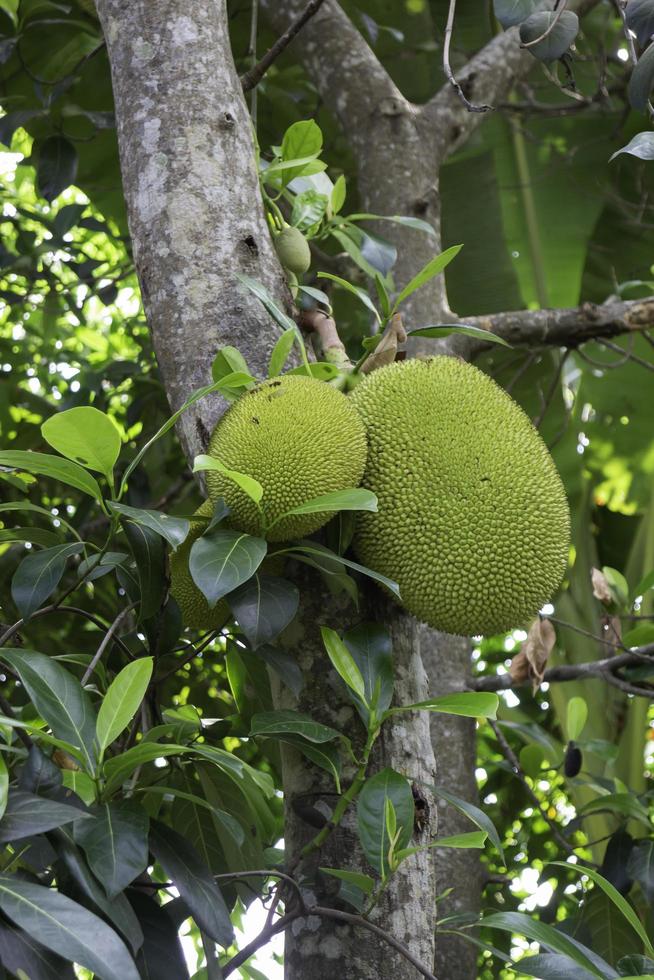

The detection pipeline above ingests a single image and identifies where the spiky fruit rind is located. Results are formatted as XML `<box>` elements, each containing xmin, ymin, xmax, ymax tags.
<box><xmin>206</xmin><ymin>376</ymin><xmax>367</xmax><ymax>542</ymax></box>
<box><xmin>274</xmin><ymin>227</ymin><xmax>311</xmax><ymax>275</ymax></box>
<box><xmin>170</xmin><ymin>500</ymin><xmax>229</xmax><ymax>630</ymax></box>
<box><xmin>350</xmin><ymin>357</ymin><xmax>570</xmax><ymax>636</ymax></box>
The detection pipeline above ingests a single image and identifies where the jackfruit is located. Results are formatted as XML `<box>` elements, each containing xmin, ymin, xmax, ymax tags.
<box><xmin>170</xmin><ymin>500</ymin><xmax>229</xmax><ymax>630</ymax></box>
<box><xmin>274</xmin><ymin>227</ymin><xmax>311</xmax><ymax>276</ymax></box>
<box><xmin>350</xmin><ymin>357</ymin><xmax>570</xmax><ymax>635</ymax></box>
<box><xmin>206</xmin><ymin>375</ymin><xmax>367</xmax><ymax>542</ymax></box>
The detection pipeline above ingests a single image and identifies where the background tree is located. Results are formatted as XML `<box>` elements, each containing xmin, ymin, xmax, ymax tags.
<box><xmin>1</xmin><ymin>1</ymin><xmax>654</xmax><ymax>979</ymax></box>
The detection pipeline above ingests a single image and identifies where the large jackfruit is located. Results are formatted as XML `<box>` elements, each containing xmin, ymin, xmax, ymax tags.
<box><xmin>170</xmin><ymin>500</ymin><xmax>229</xmax><ymax>630</ymax></box>
<box><xmin>206</xmin><ymin>375</ymin><xmax>367</xmax><ymax>542</ymax></box>
<box><xmin>350</xmin><ymin>357</ymin><xmax>570</xmax><ymax>636</ymax></box>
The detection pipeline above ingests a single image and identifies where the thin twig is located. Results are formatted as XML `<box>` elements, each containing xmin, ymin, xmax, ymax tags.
<box><xmin>0</xmin><ymin>604</ymin><xmax>135</xmax><ymax>661</ymax></box>
<box><xmin>595</xmin><ymin>336</ymin><xmax>654</xmax><ymax>372</ymax></box>
<box><xmin>532</xmin><ymin>349</ymin><xmax>570</xmax><ymax>428</ymax></box>
<box><xmin>81</xmin><ymin>602</ymin><xmax>136</xmax><ymax>686</ymax></box>
<box><xmin>240</xmin><ymin>0</ymin><xmax>328</xmax><ymax>93</ymax></box>
<box><xmin>443</xmin><ymin>0</ymin><xmax>493</xmax><ymax>113</ymax></box>
<box><xmin>222</xmin><ymin>912</ymin><xmax>300</xmax><ymax>977</ymax></box>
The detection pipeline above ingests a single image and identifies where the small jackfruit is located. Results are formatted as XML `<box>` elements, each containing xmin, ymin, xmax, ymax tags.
<box><xmin>170</xmin><ymin>500</ymin><xmax>229</xmax><ymax>630</ymax></box>
<box><xmin>350</xmin><ymin>357</ymin><xmax>570</xmax><ymax>636</ymax></box>
<box><xmin>274</xmin><ymin>227</ymin><xmax>311</xmax><ymax>276</ymax></box>
<box><xmin>206</xmin><ymin>375</ymin><xmax>367</xmax><ymax>542</ymax></box>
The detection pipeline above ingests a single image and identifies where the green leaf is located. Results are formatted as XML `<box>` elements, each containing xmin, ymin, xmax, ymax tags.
<box><xmin>482</xmin><ymin>911</ymin><xmax>610</xmax><ymax>978</ymax></box>
<box><xmin>622</xmin><ymin>623</ymin><xmax>654</xmax><ymax>648</ymax></box>
<box><xmin>41</xmin><ymin>407</ymin><xmax>121</xmax><ymax>481</ymax></box>
<box><xmin>550</xmin><ymin>862</ymin><xmax>654</xmax><ymax>959</ymax></box>
<box><xmin>36</xmin><ymin>135</ymin><xmax>78</xmax><ymax>201</ymax></box>
<box><xmin>493</xmin><ymin>0</ymin><xmax>545</xmax><ymax>28</ymax></box>
<box><xmin>193</xmin><ymin>455</ymin><xmax>263</xmax><ymax>505</ymax></box>
<box><xmin>75</xmin><ymin>801</ymin><xmax>149</xmax><ymax>899</ymax></box>
<box><xmin>122</xmin><ymin>521</ymin><xmax>166</xmax><ymax>621</ymax></box>
<box><xmin>0</xmin><ymin>875</ymin><xmax>139</xmax><ymax>980</ymax></box>
<box><xmin>227</xmin><ymin>574</ymin><xmax>299</xmax><ymax>649</ymax></box>
<box><xmin>514</xmin><ymin>954</ymin><xmax>599</xmax><ymax>980</ymax></box>
<box><xmin>346</xmin><ymin>213</ymin><xmax>437</xmax><ymax>237</ymax></box>
<box><xmin>629</xmin><ymin>42</ymin><xmax>654</xmax><ymax>112</ymax></box>
<box><xmin>618</xmin><ymin>955</ymin><xmax>654</xmax><ymax>978</ymax></box>
<box><xmin>281</xmin><ymin>119</ymin><xmax>323</xmax><ymax>162</ymax></box>
<box><xmin>274</xmin><ymin>487</ymin><xmax>378</xmax><ymax>521</ymax></box>
<box><xmin>291</xmin><ymin>189</ymin><xmax>328</xmax><ymax>230</ymax></box>
<box><xmin>255</xmin><ymin>644</ymin><xmax>303</xmax><ymax>698</ymax></box>
<box><xmin>434</xmin><ymin>830</ymin><xmax>487</xmax><ymax>848</ymax></box>
<box><xmin>0</xmin><ymin>526</ymin><xmax>62</xmax><ymax>547</ymax></box>
<box><xmin>406</xmin><ymin>323</ymin><xmax>511</xmax><ymax>347</ymax></box>
<box><xmin>634</xmin><ymin>569</ymin><xmax>654</xmax><ymax>599</ymax></box>
<box><xmin>519</xmin><ymin>10</ymin><xmax>579</xmax><ymax>61</ymax></box>
<box><xmin>344</xmin><ymin>623</ymin><xmax>394</xmax><ymax>721</ymax></box>
<box><xmin>0</xmin><ymin>648</ymin><xmax>96</xmax><ymax>774</ymax></box>
<box><xmin>0</xmin><ymin>755</ymin><xmax>6</xmax><ymax>822</ymax></box>
<box><xmin>357</xmin><ymin>768</ymin><xmax>414</xmax><ymax>877</ymax></box>
<box><xmin>320</xmin><ymin>867</ymin><xmax>374</xmax><ymax>894</ymax></box>
<box><xmin>520</xmin><ymin>743</ymin><xmax>545</xmax><ymax>778</ymax></box>
<box><xmin>286</xmin><ymin>542</ymin><xmax>400</xmax><ymax>597</ymax></box>
<box><xmin>211</xmin><ymin>345</ymin><xmax>250</xmax><ymax>385</ymax></box>
<box><xmin>235</xmin><ymin>274</ymin><xmax>298</xmax><ymax>332</ymax></box>
<box><xmin>392</xmin><ymin>244</ymin><xmax>462</xmax><ymax>312</ymax></box>
<box><xmin>317</xmin><ymin>271</ymin><xmax>381</xmax><ymax>321</ymax></box>
<box><xmin>107</xmin><ymin>502</ymin><xmax>190</xmax><ymax>551</ymax></box>
<box><xmin>320</xmin><ymin>626</ymin><xmax>367</xmax><ymax>702</ymax></box>
<box><xmin>149</xmin><ymin>821</ymin><xmax>234</xmax><ymax>947</ymax></box>
<box><xmin>578</xmin><ymin>793</ymin><xmax>652</xmax><ymax>827</ymax></box>
<box><xmin>0</xmin><ymin>790</ymin><xmax>89</xmax><ymax>842</ymax></box>
<box><xmin>627</xmin><ymin>839</ymin><xmax>654</xmax><ymax>902</ymax></box>
<box><xmin>268</xmin><ymin>327</ymin><xmax>297</xmax><ymax>378</ymax></box>
<box><xmin>250</xmin><ymin>710</ymin><xmax>342</xmax><ymax>743</ymax></box>
<box><xmin>0</xmin><ymin>917</ymin><xmax>75</xmax><ymax>980</ymax></box>
<box><xmin>603</xmin><ymin>566</ymin><xmax>630</xmax><ymax>607</ymax></box>
<box><xmin>190</xmin><ymin>529</ymin><xmax>267</xmax><ymax>606</ymax></box>
<box><xmin>96</xmin><ymin>658</ymin><xmax>153</xmax><ymax>758</ymax></box>
<box><xmin>277</xmin><ymin>735</ymin><xmax>342</xmax><ymax>791</ymax></box>
<box><xmin>102</xmin><ymin>744</ymin><xmax>187</xmax><ymax>796</ymax></box>
<box><xmin>11</xmin><ymin>542</ymin><xmax>84</xmax><ymax>620</ymax></box>
<box><xmin>389</xmin><ymin>692</ymin><xmax>498</xmax><ymax>719</ymax></box>
<box><xmin>330</xmin><ymin>174</ymin><xmax>346</xmax><ymax>214</ymax></box>
<box><xmin>566</xmin><ymin>696</ymin><xmax>588</xmax><ymax>740</ymax></box>
<box><xmin>626</xmin><ymin>0</ymin><xmax>654</xmax><ymax>46</ymax></box>
<box><xmin>0</xmin><ymin>450</ymin><xmax>103</xmax><ymax>499</ymax></box>
<box><xmin>430</xmin><ymin>784</ymin><xmax>504</xmax><ymax>861</ymax></box>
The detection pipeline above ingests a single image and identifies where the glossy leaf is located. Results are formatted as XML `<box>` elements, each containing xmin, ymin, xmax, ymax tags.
<box><xmin>610</xmin><ymin>132</ymin><xmax>654</xmax><ymax>164</ymax></box>
<box><xmin>255</xmin><ymin>644</ymin><xmax>303</xmax><ymax>697</ymax></box>
<box><xmin>122</xmin><ymin>520</ymin><xmax>166</xmax><ymax>621</ymax></box>
<box><xmin>193</xmin><ymin>455</ymin><xmax>263</xmax><ymax>505</ymax></box>
<box><xmin>0</xmin><ymin>918</ymin><xmax>75</xmax><ymax>980</ymax></box>
<box><xmin>626</xmin><ymin>0</ymin><xmax>654</xmax><ymax>46</ymax></box>
<box><xmin>36</xmin><ymin>136</ymin><xmax>78</xmax><ymax>202</ymax></box>
<box><xmin>287</xmin><ymin>542</ymin><xmax>400</xmax><ymax>597</ymax></box>
<box><xmin>268</xmin><ymin>327</ymin><xmax>297</xmax><ymax>377</ymax></box>
<box><xmin>107</xmin><ymin>502</ymin><xmax>190</xmax><ymax>551</ymax></box>
<box><xmin>406</xmin><ymin>323</ymin><xmax>511</xmax><ymax>347</ymax></box>
<box><xmin>629</xmin><ymin>42</ymin><xmax>654</xmax><ymax>112</ymax></box>
<box><xmin>320</xmin><ymin>867</ymin><xmax>374</xmax><ymax>894</ymax></box>
<box><xmin>250</xmin><ymin>710</ymin><xmax>341</xmax><ymax>743</ymax></box>
<box><xmin>357</xmin><ymin>768</ymin><xmax>414</xmax><ymax>876</ymax></box>
<box><xmin>129</xmin><ymin>891</ymin><xmax>188</xmax><ymax>980</ymax></box>
<box><xmin>0</xmin><ymin>875</ymin><xmax>139</xmax><ymax>980</ymax></box>
<box><xmin>320</xmin><ymin>626</ymin><xmax>367</xmax><ymax>702</ymax></box>
<box><xmin>96</xmin><ymin>658</ymin><xmax>153</xmax><ymax>757</ymax></box>
<box><xmin>392</xmin><ymin>244</ymin><xmax>462</xmax><ymax>311</ymax></box>
<box><xmin>482</xmin><ymin>911</ymin><xmax>611</xmax><ymax>977</ymax></box>
<box><xmin>627</xmin><ymin>839</ymin><xmax>654</xmax><ymax>902</ymax></box>
<box><xmin>227</xmin><ymin>574</ymin><xmax>299</xmax><ymax>649</ymax></box>
<box><xmin>75</xmin><ymin>801</ymin><xmax>149</xmax><ymax>898</ymax></box>
<box><xmin>278</xmin><ymin>735</ymin><xmax>342</xmax><ymax>790</ymax></box>
<box><xmin>431</xmin><ymin>784</ymin><xmax>504</xmax><ymax>861</ymax></box>
<box><xmin>343</xmin><ymin>623</ymin><xmax>394</xmax><ymax>720</ymax></box>
<box><xmin>0</xmin><ymin>648</ymin><xmax>97</xmax><ymax>773</ymax></box>
<box><xmin>189</xmin><ymin>529</ymin><xmax>267</xmax><ymax>606</ymax></box>
<box><xmin>317</xmin><ymin>271</ymin><xmax>381</xmax><ymax>320</ymax></box>
<box><xmin>41</xmin><ymin>407</ymin><xmax>121</xmax><ymax>479</ymax></box>
<box><xmin>149</xmin><ymin>821</ymin><xmax>234</xmax><ymax>947</ymax></box>
<box><xmin>11</xmin><ymin>542</ymin><xmax>84</xmax><ymax>620</ymax></box>
<box><xmin>276</xmin><ymin>487</ymin><xmax>378</xmax><ymax>521</ymax></box>
<box><xmin>102</xmin><ymin>743</ymin><xmax>188</xmax><ymax>796</ymax></box>
<box><xmin>389</xmin><ymin>692</ymin><xmax>498</xmax><ymax>719</ymax></box>
<box><xmin>0</xmin><ymin>450</ymin><xmax>103</xmax><ymax>500</ymax></box>
<box><xmin>0</xmin><ymin>789</ymin><xmax>89</xmax><ymax>842</ymax></box>
<box><xmin>515</xmin><ymin>954</ymin><xmax>598</xmax><ymax>980</ymax></box>
<box><xmin>519</xmin><ymin>10</ymin><xmax>579</xmax><ymax>61</ymax></box>
<box><xmin>493</xmin><ymin>0</ymin><xmax>546</xmax><ymax>28</ymax></box>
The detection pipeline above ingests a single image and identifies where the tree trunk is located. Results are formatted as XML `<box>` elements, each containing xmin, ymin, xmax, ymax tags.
<box><xmin>96</xmin><ymin>1</ymin><xmax>439</xmax><ymax>975</ymax></box>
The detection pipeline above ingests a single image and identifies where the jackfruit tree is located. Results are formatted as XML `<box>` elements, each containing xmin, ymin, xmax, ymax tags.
<box><xmin>2</xmin><ymin>2</ymin><xmax>654</xmax><ymax>980</ymax></box>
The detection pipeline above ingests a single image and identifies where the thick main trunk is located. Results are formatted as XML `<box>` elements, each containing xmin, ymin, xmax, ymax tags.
<box><xmin>97</xmin><ymin>2</ymin><xmax>440</xmax><ymax>976</ymax></box>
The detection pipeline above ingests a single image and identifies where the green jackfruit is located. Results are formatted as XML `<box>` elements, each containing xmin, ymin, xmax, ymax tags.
<box><xmin>170</xmin><ymin>500</ymin><xmax>229</xmax><ymax>630</ymax></box>
<box><xmin>207</xmin><ymin>375</ymin><xmax>367</xmax><ymax>542</ymax></box>
<box><xmin>274</xmin><ymin>227</ymin><xmax>311</xmax><ymax>276</ymax></box>
<box><xmin>350</xmin><ymin>357</ymin><xmax>570</xmax><ymax>636</ymax></box>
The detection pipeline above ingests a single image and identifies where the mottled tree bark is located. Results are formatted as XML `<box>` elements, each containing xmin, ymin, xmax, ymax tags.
<box><xmin>96</xmin><ymin>1</ymin><xmax>438</xmax><ymax>977</ymax></box>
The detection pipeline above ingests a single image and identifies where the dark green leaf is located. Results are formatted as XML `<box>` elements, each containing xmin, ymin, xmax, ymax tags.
<box><xmin>618</xmin><ymin>955</ymin><xmax>654</xmax><ymax>977</ymax></box>
<box><xmin>287</xmin><ymin>542</ymin><xmax>400</xmax><ymax>597</ymax></box>
<box><xmin>357</xmin><ymin>768</ymin><xmax>414</xmax><ymax>876</ymax></box>
<box><xmin>128</xmin><ymin>891</ymin><xmax>189</xmax><ymax>980</ymax></box>
<box><xmin>41</xmin><ymin>407</ymin><xmax>121</xmax><ymax>479</ymax></box>
<box><xmin>254</xmin><ymin>644</ymin><xmax>303</xmax><ymax>697</ymax></box>
<box><xmin>519</xmin><ymin>11</ymin><xmax>579</xmax><ymax>61</ymax></box>
<box><xmin>626</xmin><ymin>0</ymin><xmax>654</xmax><ymax>46</ymax></box>
<box><xmin>358</xmin><ymin>228</ymin><xmax>397</xmax><ymax>277</ymax></box>
<box><xmin>0</xmin><ymin>649</ymin><xmax>97</xmax><ymax>773</ymax></box>
<box><xmin>277</xmin><ymin>734</ymin><xmax>342</xmax><ymax>790</ymax></box>
<box><xmin>0</xmin><ymin>790</ymin><xmax>89</xmax><ymax>842</ymax></box>
<box><xmin>227</xmin><ymin>574</ymin><xmax>299</xmax><ymax>649</ymax></box>
<box><xmin>0</xmin><ymin>918</ymin><xmax>75</xmax><ymax>980</ymax></box>
<box><xmin>627</xmin><ymin>839</ymin><xmax>654</xmax><ymax>902</ymax></box>
<box><xmin>493</xmin><ymin>0</ymin><xmax>546</xmax><ymax>27</ymax></box>
<box><xmin>11</xmin><ymin>542</ymin><xmax>84</xmax><ymax>619</ymax></box>
<box><xmin>108</xmin><ymin>502</ymin><xmax>190</xmax><ymax>551</ymax></box>
<box><xmin>149</xmin><ymin>821</ymin><xmax>234</xmax><ymax>948</ymax></box>
<box><xmin>319</xmin><ymin>867</ymin><xmax>374</xmax><ymax>895</ymax></box>
<box><xmin>0</xmin><ymin>875</ymin><xmax>139</xmax><ymax>980</ymax></box>
<box><xmin>515</xmin><ymin>954</ymin><xmax>598</xmax><ymax>980</ymax></box>
<box><xmin>75</xmin><ymin>802</ymin><xmax>149</xmax><ymax>898</ymax></box>
<box><xmin>250</xmin><ymin>710</ymin><xmax>341</xmax><ymax>743</ymax></box>
<box><xmin>36</xmin><ymin>136</ymin><xmax>78</xmax><ymax>202</ymax></box>
<box><xmin>102</xmin><ymin>744</ymin><xmax>187</xmax><ymax>796</ymax></box>
<box><xmin>123</xmin><ymin>521</ymin><xmax>166</xmax><ymax>621</ymax></box>
<box><xmin>189</xmin><ymin>529</ymin><xmax>267</xmax><ymax>606</ymax></box>
<box><xmin>482</xmin><ymin>911</ymin><xmax>610</xmax><ymax>977</ymax></box>
<box><xmin>344</xmin><ymin>623</ymin><xmax>394</xmax><ymax>720</ymax></box>
<box><xmin>0</xmin><ymin>450</ymin><xmax>103</xmax><ymax>499</ymax></box>
<box><xmin>0</xmin><ymin>109</ymin><xmax>45</xmax><ymax>148</ymax></box>
<box><xmin>629</xmin><ymin>43</ymin><xmax>654</xmax><ymax>112</ymax></box>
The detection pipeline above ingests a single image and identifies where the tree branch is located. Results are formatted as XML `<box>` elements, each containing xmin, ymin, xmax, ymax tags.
<box><xmin>459</xmin><ymin>296</ymin><xmax>654</xmax><ymax>355</ymax></box>
<box><xmin>240</xmin><ymin>0</ymin><xmax>327</xmax><ymax>92</ymax></box>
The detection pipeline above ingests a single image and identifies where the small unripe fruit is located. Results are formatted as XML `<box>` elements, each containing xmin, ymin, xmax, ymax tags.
<box><xmin>274</xmin><ymin>226</ymin><xmax>311</xmax><ymax>276</ymax></box>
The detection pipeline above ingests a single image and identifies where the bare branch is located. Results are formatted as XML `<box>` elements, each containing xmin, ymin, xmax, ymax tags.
<box><xmin>241</xmin><ymin>0</ymin><xmax>328</xmax><ymax>93</ymax></box>
<box><xmin>442</xmin><ymin>0</ymin><xmax>493</xmax><ymax>114</ymax></box>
